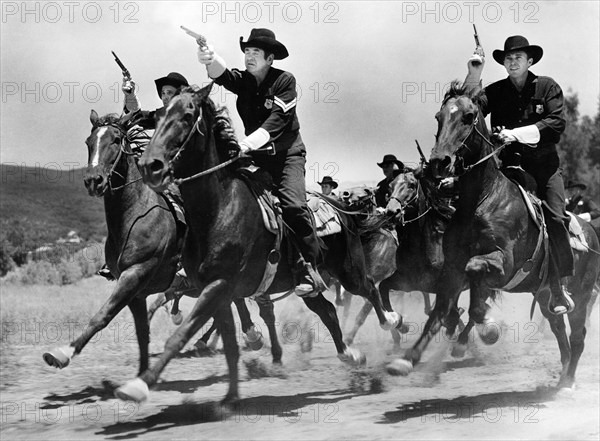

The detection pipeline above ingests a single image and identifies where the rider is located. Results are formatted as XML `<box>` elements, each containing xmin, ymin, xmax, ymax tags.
<box><xmin>197</xmin><ymin>28</ymin><xmax>323</xmax><ymax>296</ymax></box>
<box><xmin>565</xmin><ymin>181</ymin><xmax>600</xmax><ymax>222</ymax></box>
<box><xmin>374</xmin><ymin>154</ymin><xmax>405</xmax><ymax>208</ymax></box>
<box><xmin>96</xmin><ymin>72</ymin><xmax>190</xmax><ymax>280</ymax></box>
<box><xmin>465</xmin><ymin>35</ymin><xmax>574</xmax><ymax>315</ymax></box>
<box><xmin>318</xmin><ymin>176</ymin><xmax>338</xmax><ymax>197</ymax></box>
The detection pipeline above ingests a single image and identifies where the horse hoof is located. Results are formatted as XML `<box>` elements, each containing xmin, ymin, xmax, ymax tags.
<box><xmin>555</xmin><ymin>385</ymin><xmax>575</xmax><ymax>399</ymax></box>
<box><xmin>114</xmin><ymin>378</ymin><xmax>149</xmax><ymax>402</ymax></box>
<box><xmin>451</xmin><ymin>343</ymin><xmax>467</xmax><ymax>358</ymax></box>
<box><xmin>171</xmin><ymin>311</ymin><xmax>183</xmax><ymax>325</ymax></box>
<box><xmin>476</xmin><ymin>318</ymin><xmax>500</xmax><ymax>345</ymax></box>
<box><xmin>43</xmin><ymin>346</ymin><xmax>74</xmax><ymax>369</ymax></box>
<box><xmin>380</xmin><ymin>311</ymin><xmax>400</xmax><ymax>331</ymax></box>
<box><xmin>338</xmin><ymin>347</ymin><xmax>366</xmax><ymax>366</ymax></box>
<box><xmin>245</xmin><ymin>327</ymin><xmax>264</xmax><ymax>351</ymax></box>
<box><xmin>386</xmin><ymin>359</ymin><xmax>413</xmax><ymax>376</ymax></box>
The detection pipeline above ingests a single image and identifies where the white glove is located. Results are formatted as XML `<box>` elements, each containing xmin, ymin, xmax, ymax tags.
<box><xmin>579</xmin><ymin>212</ymin><xmax>591</xmax><ymax>222</ymax></box>
<box><xmin>122</xmin><ymin>78</ymin><xmax>140</xmax><ymax>113</ymax></box>
<box><xmin>238</xmin><ymin>128</ymin><xmax>270</xmax><ymax>154</ymax></box>
<box><xmin>197</xmin><ymin>45</ymin><xmax>215</xmax><ymax>65</ymax></box>
<box><xmin>499</xmin><ymin>125</ymin><xmax>540</xmax><ymax>147</ymax></box>
<box><xmin>197</xmin><ymin>45</ymin><xmax>226</xmax><ymax>78</ymax></box>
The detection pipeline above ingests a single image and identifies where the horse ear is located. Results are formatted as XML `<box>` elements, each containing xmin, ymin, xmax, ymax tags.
<box><xmin>90</xmin><ymin>110</ymin><xmax>99</xmax><ymax>127</ymax></box>
<box><xmin>198</xmin><ymin>82</ymin><xmax>214</xmax><ymax>100</ymax></box>
<box><xmin>364</xmin><ymin>188</ymin><xmax>374</xmax><ymax>196</ymax></box>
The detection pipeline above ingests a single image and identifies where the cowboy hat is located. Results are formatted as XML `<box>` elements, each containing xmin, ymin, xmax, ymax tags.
<box><xmin>492</xmin><ymin>35</ymin><xmax>543</xmax><ymax>65</ymax></box>
<box><xmin>154</xmin><ymin>72</ymin><xmax>189</xmax><ymax>98</ymax></box>
<box><xmin>566</xmin><ymin>180</ymin><xmax>587</xmax><ymax>190</ymax></box>
<box><xmin>377</xmin><ymin>154</ymin><xmax>405</xmax><ymax>170</ymax></box>
<box><xmin>240</xmin><ymin>28</ymin><xmax>289</xmax><ymax>60</ymax></box>
<box><xmin>318</xmin><ymin>176</ymin><xmax>339</xmax><ymax>189</ymax></box>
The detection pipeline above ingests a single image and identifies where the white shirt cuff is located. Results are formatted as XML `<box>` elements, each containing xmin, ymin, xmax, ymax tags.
<box><xmin>240</xmin><ymin>128</ymin><xmax>270</xmax><ymax>151</ymax></box>
<box><xmin>511</xmin><ymin>125</ymin><xmax>540</xmax><ymax>146</ymax></box>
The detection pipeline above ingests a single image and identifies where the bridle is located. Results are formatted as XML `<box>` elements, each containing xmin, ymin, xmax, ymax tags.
<box><xmin>388</xmin><ymin>174</ymin><xmax>432</xmax><ymax>226</ymax></box>
<box><xmin>163</xmin><ymin>101</ymin><xmax>241</xmax><ymax>186</ymax></box>
<box><xmin>94</xmin><ymin>122</ymin><xmax>142</xmax><ymax>193</ymax></box>
<box><xmin>449</xmin><ymin>108</ymin><xmax>509</xmax><ymax>176</ymax></box>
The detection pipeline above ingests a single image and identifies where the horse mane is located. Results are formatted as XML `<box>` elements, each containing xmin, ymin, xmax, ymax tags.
<box><xmin>443</xmin><ymin>80</ymin><xmax>484</xmax><ymax>107</ymax></box>
<box><xmin>179</xmin><ymin>84</ymin><xmax>240</xmax><ymax>158</ymax></box>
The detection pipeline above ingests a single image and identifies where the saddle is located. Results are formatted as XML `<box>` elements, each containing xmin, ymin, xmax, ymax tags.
<box><xmin>501</xmin><ymin>184</ymin><xmax>550</xmax><ymax>292</ymax></box>
<box><xmin>235</xmin><ymin>168</ymin><xmax>331</xmax><ymax>297</ymax></box>
<box><xmin>306</xmin><ymin>192</ymin><xmax>342</xmax><ymax>237</ymax></box>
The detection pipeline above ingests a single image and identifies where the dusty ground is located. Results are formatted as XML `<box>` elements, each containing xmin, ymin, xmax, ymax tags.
<box><xmin>1</xmin><ymin>278</ymin><xmax>598</xmax><ymax>440</ymax></box>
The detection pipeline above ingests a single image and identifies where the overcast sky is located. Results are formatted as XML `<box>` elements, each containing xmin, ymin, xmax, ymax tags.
<box><xmin>1</xmin><ymin>1</ymin><xmax>599</xmax><ymax>188</ymax></box>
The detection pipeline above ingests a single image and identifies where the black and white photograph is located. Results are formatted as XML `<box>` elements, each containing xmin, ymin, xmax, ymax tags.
<box><xmin>1</xmin><ymin>1</ymin><xmax>599</xmax><ymax>440</ymax></box>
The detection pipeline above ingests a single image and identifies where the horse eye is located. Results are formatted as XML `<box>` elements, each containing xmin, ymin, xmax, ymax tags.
<box><xmin>462</xmin><ymin>112</ymin><xmax>475</xmax><ymax>125</ymax></box>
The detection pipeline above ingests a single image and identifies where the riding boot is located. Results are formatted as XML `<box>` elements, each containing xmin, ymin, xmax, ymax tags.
<box><xmin>547</xmin><ymin>257</ymin><xmax>575</xmax><ymax>316</ymax></box>
<box><xmin>290</xmin><ymin>220</ymin><xmax>327</xmax><ymax>297</ymax></box>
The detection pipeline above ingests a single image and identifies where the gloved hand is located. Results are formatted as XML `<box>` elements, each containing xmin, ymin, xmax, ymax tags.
<box><xmin>467</xmin><ymin>45</ymin><xmax>485</xmax><ymax>76</ymax></box>
<box><xmin>197</xmin><ymin>45</ymin><xmax>215</xmax><ymax>65</ymax></box>
<box><xmin>122</xmin><ymin>77</ymin><xmax>136</xmax><ymax>94</ymax></box>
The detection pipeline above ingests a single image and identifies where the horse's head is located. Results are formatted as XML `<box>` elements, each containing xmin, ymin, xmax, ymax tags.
<box><xmin>340</xmin><ymin>186</ymin><xmax>376</xmax><ymax>212</ymax></box>
<box><xmin>385</xmin><ymin>170</ymin><xmax>420</xmax><ymax>223</ymax></box>
<box><xmin>138</xmin><ymin>83</ymin><xmax>215</xmax><ymax>193</ymax></box>
<box><xmin>84</xmin><ymin>110</ymin><xmax>129</xmax><ymax>197</ymax></box>
<box><xmin>429</xmin><ymin>82</ymin><xmax>483</xmax><ymax>179</ymax></box>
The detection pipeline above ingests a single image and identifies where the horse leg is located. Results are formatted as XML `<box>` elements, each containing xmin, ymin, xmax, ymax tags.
<box><xmin>303</xmin><ymin>292</ymin><xmax>365</xmax><ymax>366</ymax></box>
<box><xmin>423</xmin><ymin>292</ymin><xmax>433</xmax><ymax>315</ymax></box>
<box><xmin>387</xmin><ymin>280</ymin><xmax>461</xmax><ymax>376</ymax></box>
<box><xmin>214</xmin><ymin>303</ymin><xmax>240</xmax><ymax>405</ymax></box>
<box><xmin>344</xmin><ymin>298</ymin><xmax>372</xmax><ymax>345</ymax></box>
<box><xmin>233</xmin><ymin>298</ymin><xmax>264</xmax><ymax>351</ymax></box>
<box><xmin>147</xmin><ymin>292</ymin><xmax>168</xmax><ymax>322</ymax></box>
<box><xmin>193</xmin><ymin>321</ymin><xmax>217</xmax><ymax>351</ymax></box>
<box><xmin>128</xmin><ymin>296</ymin><xmax>150</xmax><ymax>375</ymax></box>
<box><xmin>115</xmin><ymin>279</ymin><xmax>230</xmax><ymax>402</ymax></box>
<box><xmin>256</xmin><ymin>295</ymin><xmax>283</xmax><ymax>364</ymax></box>
<box><xmin>538</xmin><ymin>289</ymin><xmax>572</xmax><ymax>387</ymax></box>
<box><xmin>563</xmin><ymin>293</ymin><xmax>589</xmax><ymax>389</ymax></box>
<box><xmin>465</xmin><ymin>252</ymin><xmax>504</xmax><ymax>344</ymax></box>
<box><xmin>43</xmin><ymin>267</ymin><xmax>149</xmax><ymax>369</ymax></box>
<box><xmin>341</xmin><ymin>289</ymin><xmax>352</xmax><ymax>330</ymax></box>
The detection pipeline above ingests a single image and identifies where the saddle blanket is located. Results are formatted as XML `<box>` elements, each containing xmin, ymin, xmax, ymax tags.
<box><xmin>307</xmin><ymin>194</ymin><xmax>342</xmax><ymax>237</ymax></box>
<box><xmin>568</xmin><ymin>211</ymin><xmax>588</xmax><ymax>252</ymax></box>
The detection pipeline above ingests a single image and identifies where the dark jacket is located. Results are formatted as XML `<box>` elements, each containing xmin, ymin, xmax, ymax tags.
<box><xmin>480</xmin><ymin>71</ymin><xmax>566</xmax><ymax>170</ymax></box>
<box><xmin>214</xmin><ymin>67</ymin><xmax>302</xmax><ymax>156</ymax></box>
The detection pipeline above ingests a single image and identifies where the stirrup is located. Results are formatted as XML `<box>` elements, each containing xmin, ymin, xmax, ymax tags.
<box><xmin>96</xmin><ymin>266</ymin><xmax>115</xmax><ymax>281</ymax></box>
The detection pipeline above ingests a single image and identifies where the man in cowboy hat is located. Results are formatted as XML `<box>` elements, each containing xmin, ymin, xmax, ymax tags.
<box><xmin>464</xmin><ymin>35</ymin><xmax>573</xmax><ymax>315</ymax></box>
<box><xmin>565</xmin><ymin>181</ymin><xmax>600</xmax><ymax>222</ymax></box>
<box><xmin>122</xmin><ymin>72</ymin><xmax>190</xmax><ymax>130</ymax></box>
<box><xmin>374</xmin><ymin>154</ymin><xmax>405</xmax><ymax>208</ymax></box>
<box><xmin>196</xmin><ymin>28</ymin><xmax>324</xmax><ymax>296</ymax></box>
<box><xmin>96</xmin><ymin>72</ymin><xmax>190</xmax><ymax>281</ymax></box>
<box><xmin>318</xmin><ymin>176</ymin><xmax>338</xmax><ymax>197</ymax></box>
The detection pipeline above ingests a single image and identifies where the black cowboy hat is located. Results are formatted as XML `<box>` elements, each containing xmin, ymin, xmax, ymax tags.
<box><xmin>240</xmin><ymin>28</ymin><xmax>289</xmax><ymax>60</ymax></box>
<box><xmin>377</xmin><ymin>154</ymin><xmax>404</xmax><ymax>170</ymax></box>
<box><xmin>154</xmin><ymin>72</ymin><xmax>189</xmax><ymax>97</ymax></box>
<box><xmin>318</xmin><ymin>176</ymin><xmax>339</xmax><ymax>189</ymax></box>
<box><xmin>566</xmin><ymin>180</ymin><xmax>587</xmax><ymax>190</ymax></box>
<box><xmin>492</xmin><ymin>35</ymin><xmax>543</xmax><ymax>65</ymax></box>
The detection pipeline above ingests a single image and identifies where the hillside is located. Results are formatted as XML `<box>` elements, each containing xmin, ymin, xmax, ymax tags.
<box><xmin>0</xmin><ymin>164</ymin><xmax>107</xmax><ymax>243</ymax></box>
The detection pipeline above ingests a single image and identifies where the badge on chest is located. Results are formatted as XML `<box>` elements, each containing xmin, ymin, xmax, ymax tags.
<box><xmin>535</xmin><ymin>104</ymin><xmax>544</xmax><ymax>114</ymax></box>
<box><xmin>264</xmin><ymin>98</ymin><xmax>273</xmax><ymax>109</ymax></box>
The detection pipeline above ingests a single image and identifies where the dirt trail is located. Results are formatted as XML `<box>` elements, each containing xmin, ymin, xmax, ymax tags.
<box><xmin>1</xmin><ymin>285</ymin><xmax>598</xmax><ymax>440</ymax></box>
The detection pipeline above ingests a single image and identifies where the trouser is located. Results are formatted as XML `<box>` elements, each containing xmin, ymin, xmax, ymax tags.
<box><xmin>252</xmin><ymin>139</ymin><xmax>320</xmax><ymax>270</ymax></box>
<box><xmin>525</xmin><ymin>164</ymin><xmax>574</xmax><ymax>278</ymax></box>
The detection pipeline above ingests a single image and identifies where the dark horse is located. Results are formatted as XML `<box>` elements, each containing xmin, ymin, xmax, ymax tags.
<box><xmin>42</xmin><ymin>111</ymin><xmax>279</xmax><ymax>375</ymax></box>
<box><xmin>388</xmin><ymin>83</ymin><xmax>600</xmax><ymax>389</ymax></box>
<box><xmin>116</xmin><ymin>83</ymin><xmax>398</xmax><ymax>403</ymax></box>
<box><xmin>342</xmin><ymin>175</ymin><xmax>440</xmax><ymax>345</ymax></box>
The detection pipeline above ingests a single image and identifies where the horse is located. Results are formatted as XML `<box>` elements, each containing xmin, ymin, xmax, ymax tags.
<box><xmin>117</xmin><ymin>83</ymin><xmax>399</xmax><ymax>404</ymax></box>
<box><xmin>388</xmin><ymin>82</ymin><xmax>600</xmax><ymax>389</ymax></box>
<box><xmin>42</xmin><ymin>111</ymin><xmax>280</xmax><ymax>375</ymax></box>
